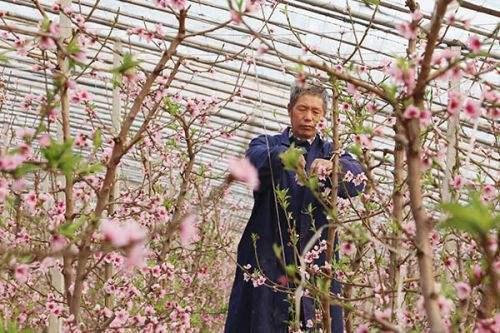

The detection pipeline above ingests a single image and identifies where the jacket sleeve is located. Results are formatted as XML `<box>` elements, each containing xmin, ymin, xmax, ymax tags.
<box><xmin>337</xmin><ymin>153</ymin><xmax>365</xmax><ymax>198</ymax></box>
<box><xmin>245</xmin><ymin>135</ymin><xmax>287</xmax><ymax>189</ymax></box>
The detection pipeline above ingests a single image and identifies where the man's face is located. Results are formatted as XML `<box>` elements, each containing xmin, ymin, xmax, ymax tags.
<box><xmin>288</xmin><ymin>94</ymin><xmax>325</xmax><ymax>140</ymax></box>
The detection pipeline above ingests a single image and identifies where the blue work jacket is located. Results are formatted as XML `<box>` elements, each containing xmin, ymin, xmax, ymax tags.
<box><xmin>225</xmin><ymin>128</ymin><xmax>365</xmax><ymax>333</ymax></box>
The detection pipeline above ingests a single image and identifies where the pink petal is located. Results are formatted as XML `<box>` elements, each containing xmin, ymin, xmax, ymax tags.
<box><xmin>228</xmin><ymin>157</ymin><xmax>259</xmax><ymax>191</ymax></box>
<box><xmin>179</xmin><ymin>214</ymin><xmax>198</xmax><ymax>247</ymax></box>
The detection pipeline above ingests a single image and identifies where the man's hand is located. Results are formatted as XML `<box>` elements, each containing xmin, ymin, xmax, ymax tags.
<box><xmin>310</xmin><ymin>159</ymin><xmax>333</xmax><ymax>180</ymax></box>
<box><xmin>298</xmin><ymin>155</ymin><xmax>306</xmax><ymax>172</ymax></box>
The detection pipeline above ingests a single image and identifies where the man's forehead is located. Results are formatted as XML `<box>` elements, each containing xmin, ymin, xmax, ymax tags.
<box><xmin>295</xmin><ymin>95</ymin><xmax>324</xmax><ymax>105</ymax></box>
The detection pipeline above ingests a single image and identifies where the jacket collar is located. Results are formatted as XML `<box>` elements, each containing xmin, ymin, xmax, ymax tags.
<box><xmin>279</xmin><ymin>127</ymin><xmax>323</xmax><ymax>147</ymax></box>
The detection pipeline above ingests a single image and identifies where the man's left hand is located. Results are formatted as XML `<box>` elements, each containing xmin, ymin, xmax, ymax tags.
<box><xmin>310</xmin><ymin>159</ymin><xmax>333</xmax><ymax>178</ymax></box>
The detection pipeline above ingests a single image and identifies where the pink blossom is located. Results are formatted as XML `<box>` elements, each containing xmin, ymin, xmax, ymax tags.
<box><xmin>447</xmin><ymin>91</ymin><xmax>463</xmax><ymax>115</ymax></box>
<box><xmin>230</xmin><ymin>10</ymin><xmax>242</xmax><ymax>25</ymax></box>
<box><xmin>246</xmin><ymin>0</ymin><xmax>262</xmax><ymax>13</ymax></box>
<box><xmin>443</xmin><ymin>257</ymin><xmax>456</xmax><ymax>270</ymax></box>
<box><xmin>340</xmin><ymin>242</ymin><xmax>355</xmax><ymax>256</ymax></box>
<box><xmin>48</xmin><ymin>23</ymin><xmax>60</xmax><ymax>38</ymax></box>
<box><xmin>39</xmin><ymin>36</ymin><xmax>56</xmax><ymax>50</ymax></box>
<box><xmin>419</xmin><ymin>108</ymin><xmax>432</xmax><ymax>126</ymax></box>
<box><xmin>354</xmin><ymin>134</ymin><xmax>373</xmax><ymax>150</ymax></box>
<box><xmin>52</xmin><ymin>2</ymin><xmax>61</xmax><ymax>12</ymax></box>
<box><xmin>373</xmin><ymin>126</ymin><xmax>384</xmax><ymax>137</ymax></box>
<box><xmin>228</xmin><ymin>157</ymin><xmax>259</xmax><ymax>191</ymax></box>
<box><xmin>14</xmin><ymin>264</ymin><xmax>29</xmax><ymax>283</ymax></box>
<box><xmin>388</xmin><ymin>65</ymin><xmax>415</xmax><ymax>93</ymax></box>
<box><xmin>99</xmin><ymin>220</ymin><xmax>146</xmax><ymax>248</ymax></box>
<box><xmin>47</xmin><ymin>108</ymin><xmax>58</xmax><ymax>122</ymax></box>
<box><xmin>125</xmin><ymin>244</ymin><xmax>147</xmax><ymax>270</ymax></box>
<box><xmin>494</xmin><ymin>261</ymin><xmax>500</xmax><ymax>275</ymax></box>
<box><xmin>465</xmin><ymin>61</ymin><xmax>478</xmax><ymax>75</ymax></box>
<box><xmin>100</xmin><ymin>220</ymin><xmax>126</xmax><ymax>247</ymax></box>
<box><xmin>154</xmin><ymin>0</ymin><xmax>167</xmax><ymax>8</ymax></box>
<box><xmin>449</xmin><ymin>66</ymin><xmax>462</xmax><ymax>81</ymax></box>
<box><xmin>74</xmin><ymin>133</ymin><xmax>88</xmax><ymax>148</ymax></box>
<box><xmin>110</xmin><ymin>308</ymin><xmax>129</xmax><ymax>328</ymax></box>
<box><xmin>16</xmin><ymin>128</ymin><xmax>35</xmax><ymax>141</ymax></box>
<box><xmin>483</xmin><ymin>88</ymin><xmax>499</xmax><ymax>103</ymax></box>
<box><xmin>155</xmin><ymin>23</ymin><xmax>165</xmax><ymax>37</ymax></box>
<box><xmin>72</xmin><ymin>14</ymin><xmax>86</xmax><ymax>29</ymax></box>
<box><xmin>78</xmin><ymin>89</ymin><xmax>91</xmax><ymax>102</ymax></box>
<box><xmin>463</xmin><ymin>99</ymin><xmax>481</xmax><ymax>119</ymax></box>
<box><xmin>168</xmin><ymin>0</ymin><xmax>187</xmax><ymax>10</ymax></box>
<box><xmin>277</xmin><ymin>275</ymin><xmax>289</xmax><ymax>287</ymax></box>
<box><xmin>11</xmin><ymin>179</ymin><xmax>26</xmax><ymax>192</ymax></box>
<box><xmin>315</xmin><ymin>163</ymin><xmax>330</xmax><ymax>181</ymax></box>
<box><xmin>455</xmin><ymin>281</ymin><xmax>471</xmax><ymax>300</ymax></box>
<box><xmin>366</xmin><ymin>102</ymin><xmax>377</xmax><ymax>114</ymax></box>
<box><xmin>39</xmin><ymin>134</ymin><xmax>51</xmax><ymax>147</ymax></box>
<box><xmin>251</xmin><ymin>273</ymin><xmax>266</xmax><ymax>287</ymax></box>
<box><xmin>437</xmin><ymin>295</ymin><xmax>453</xmax><ymax>317</ymax></box>
<box><xmin>355</xmin><ymin>324</ymin><xmax>369</xmax><ymax>333</ymax></box>
<box><xmin>474</xmin><ymin>315</ymin><xmax>500</xmax><ymax>333</ymax></box>
<box><xmin>472</xmin><ymin>264</ymin><xmax>482</xmax><ymax>280</ymax></box>
<box><xmin>374</xmin><ymin>308</ymin><xmax>391</xmax><ymax>321</ymax></box>
<box><xmin>403</xmin><ymin>105</ymin><xmax>420</xmax><ymax>119</ymax></box>
<box><xmin>346</xmin><ymin>83</ymin><xmax>358</xmax><ymax>96</ymax></box>
<box><xmin>179</xmin><ymin>214</ymin><xmax>198</xmax><ymax>247</ymax></box>
<box><xmin>412</xmin><ymin>9</ymin><xmax>423</xmax><ymax>22</ymax></box>
<box><xmin>482</xmin><ymin>184</ymin><xmax>496</xmax><ymax>202</ymax></box>
<box><xmin>420</xmin><ymin>153</ymin><xmax>433</xmax><ymax>170</ymax></box>
<box><xmin>485</xmin><ymin>236</ymin><xmax>498</xmax><ymax>254</ymax></box>
<box><xmin>486</xmin><ymin>107</ymin><xmax>499</xmax><ymax>119</ymax></box>
<box><xmin>50</xmin><ymin>234</ymin><xmax>68</xmax><ymax>251</ymax></box>
<box><xmin>395</xmin><ymin>22</ymin><xmax>417</xmax><ymax>40</ymax></box>
<box><xmin>450</xmin><ymin>175</ymin><xmax>464</xmax><ymax>190</ymax></box>
<box><xmin>24</xmin><ymin>191</ymin><xmax>38</xmax><ymax>210</ymax></box>
<box><xmin>256</xmin><ymin>44</ymin><xmax>269</xmax><ymax>56</ymax></box>
<box><xmin>467</xmin><ymin>35</ymin><xmax>481</xmax><ymax>53</ymax></box>
<box><xmin>0</xmin><ymin>186</ymin><xmax>8</xmax><ymax>203</ymax></box>
<box><xmin>341</xmin><ymin>102</ymin><xmax>351</xmax><ymax>112</ymax></box>
<box><xmin>14</xmin><ymin>38</ymin><xmax>29</xmax><ymax>56</ymax></box>
<box><xmin>46</xmin><ymin>301</ymin><xmax>63</xmax><ymax>316</ymax></box>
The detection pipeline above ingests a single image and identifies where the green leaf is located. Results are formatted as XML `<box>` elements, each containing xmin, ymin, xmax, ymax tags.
<box><xmin>0</xmin><ymin>317</ymin><xmax>34</xmax><ymax>333</ymax></box>
<box><xmin>112</xmin><ymin>53</ymin><xmax>140</xmax><ymax>75</ymax></box>
<box><xmin>41</xmin><ymin>139</ymin><xmax>81</xmax><ymax>176</ymax></box>
<box><xmin>165</xmin><ymin>97</ymin><xmax>181</xmax><ymax>116</ymax></box>
<box><xmin>316</xmin><ymin>277</ymin><xmax>330</xmax><ymax>294</ymax></box>
<box><xmin>40</xmin><ymin>17</ymin><xmax>50</xmax><ymax>31</ymax></box>
<box><xmin>440</xmin><ymin>194</ymin><xmax>499</xmax><ymax>236</ymax></box>
<box><xmin>59</xmin><ymin>216</ymin><xmax>85</xmax><ymax>239</ymax></box>
<box><xmin>305</xmin><ymin>176</ymin><xmax>319</xmax><ymax>191</ymax></box>
<box><xmin>92</xmin><ymin>128</ymin><xmax>103</xmax><ymax>151</ymax></box>
<box><xmin>66</xmin><ymin>38</ymin><xmax>81</xmax><ymax>55</ymax></box>
<box><xmin>381</xmin><ymin>83</ymin><xmax>398</xmax><ymax>103</ymax></box>
<box><xmin>285</xmin><ymin>264</ymin><xmax>297</xmax><ymax>277</ymax></box>
<box><xmin>0</xmin><ymin>52</ymin><xmax>9</xmax><ymax>64</ymax></box>
<box><xmin>236</xmin><ymin>0</ymin><xmax>244</xmax><ymax>11</ymax></box>
<box><xmin>272</xmin><ymin>243</ymin><xmax>282</xmax><ymax>260</ymax></box>
<box><xmin>76</xmin><ymin>162</ymin><xmax>104</xmax><ymax>176</ymax></box>
<box><xmin>14</xmin><ymin>163</ymin><xmax>41</xmax><ymax>178</ymax></box>
<box><xmin>348</xmin><ymin>144</ymin><xmax>362</xmax><ymax>158</ymax></box>
<box><xmin>279</xmin><ymin>145</ymin><xmax>305</xmax><ymax>171</ymax></box>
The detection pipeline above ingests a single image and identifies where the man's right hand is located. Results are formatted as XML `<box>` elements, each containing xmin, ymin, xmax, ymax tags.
<box><xmin>298</xmin><ymin>155</ymin><xmax>306</xmax><ymax>172</ymax></box>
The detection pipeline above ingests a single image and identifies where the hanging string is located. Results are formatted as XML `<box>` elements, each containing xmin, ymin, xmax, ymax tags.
<box><xmin>252</xmin><ymin>51</ymin><xmax>289</xmax><ymax>281</ymax></box>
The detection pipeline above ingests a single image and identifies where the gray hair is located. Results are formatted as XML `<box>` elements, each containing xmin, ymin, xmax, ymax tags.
<box><xmin>288</xmin><ymin>83</ymin><xmax>329</xmax><ymax>113</ymax></box>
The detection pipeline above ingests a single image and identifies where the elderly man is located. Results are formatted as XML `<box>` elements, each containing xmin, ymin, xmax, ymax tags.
<box><xmin>225</xmin><ymin>84</ymin><xmax>365</xmax><ymax>332</ymax></box>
